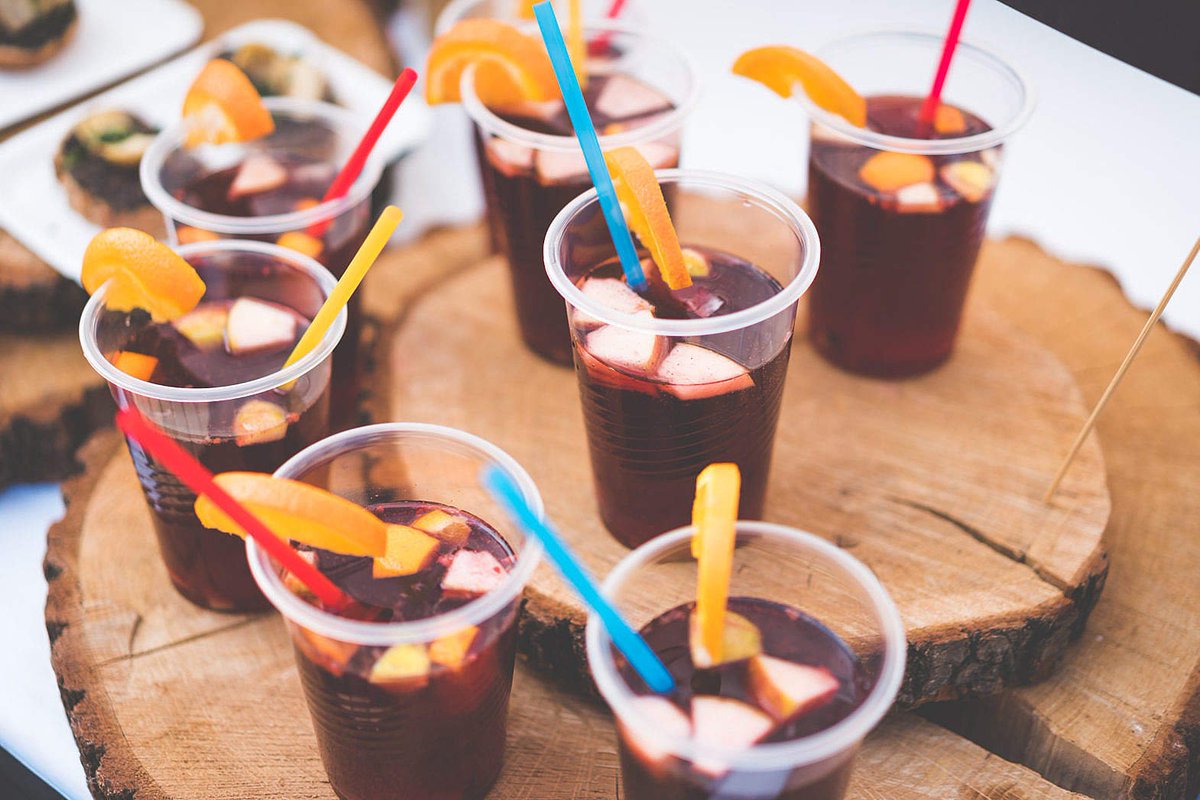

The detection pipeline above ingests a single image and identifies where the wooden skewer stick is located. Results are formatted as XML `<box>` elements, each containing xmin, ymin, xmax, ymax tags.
<box><xmin>1044</xmin><ymin>233</ymin><xmax>1200</xmax><ymax>502</ymax></box>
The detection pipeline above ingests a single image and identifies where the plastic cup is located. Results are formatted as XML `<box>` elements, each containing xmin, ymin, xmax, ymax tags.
<box><xmin>434</xmin><ymin>0</ymin><xmax>644</xmax><ymax>32</ymax></box>
<box><xmin>79</xmin><ymin>240</ymin><xmax>345</xmax><ymax>611</ymax></box>
<box><xmin>801</xmin><ymin>30</ymin><xmax>1033</xmax><ymax>377</ymax></box>
<box><xmin>140</xmin><ymin>97</ymin><xmax>383</xmax><ymax>426</ymax></box>
<box><xmin>587</xmin><ymin>522</ymin><xmax>906</xmax><ymax>799</ymax></box>
<box><xmin>545</xmin><ymin>169</ymin><xmax>820</xmax><ymax>548</ymax></box>
<box><xmin>247</xmin><ymin>423</ymin><xmax>544</xmax><ymax>800</ymax></box>
<box><xmin>462</xmin><ymin>20</ymin><xmax>698</xmax><ymax>365</ymax></box>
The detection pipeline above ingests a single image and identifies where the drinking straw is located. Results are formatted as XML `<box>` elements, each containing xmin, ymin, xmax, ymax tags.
<box><xmin>917</xmin><ymin>0</ymin><xmax>973</xmax><ymax>127</ymax></box>
<box><xmin>482</xmin><ymin>463</ymin><xmax>674</xmax><ymax>693</ymax></box>
<box><xmin>306</xmin><ymin>68</ymin><xmax>418</xmax><ymax>238</ymax></box>
<box><xmin>284</xmin><ymin>205</ymin><xmax>404</xmax><ymax>369</ymax></box>
<box><xmin>115</xmin><ymin>406</ymin><xmax>351</xmax><ymax>610</ymax></box>
<box><xmin>589</xmin><ymin>0</ymin><xmax>629</xmax><ymax>55</ymax></box>
<box><xmin>533</xmin><ymin>1</ymin><xmax>646</xmax><ymax>289</ymax></box>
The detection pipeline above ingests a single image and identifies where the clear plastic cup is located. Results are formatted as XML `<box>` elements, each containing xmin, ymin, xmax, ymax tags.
<box><xmin>140</xmin><ymin>97</ymin><xmax>383</xmax><ymax>425</ymax></box>
<box><xmin>544</xmin><ymin>169</ymin><xmax>820</xmax><ymax>548</ymax></box>
<box><xmin>79</xmin><ymin>239</ymin><xmax>345</xmax><ymax>611</ymax></box>
<box><xmin>801</xmin><ymin>30</ymin><xmax>1033</xmax><ymax>377</ymax></box>
<box><xmin>434</xmin><ymin>0</ymin><xmax>644</xmax><ymax>33</ymax></box>
<box><xmin>247</xmin><ymin>423</ymin><xmax>544</xmax><ymax>800</ymax></box>
<box><xmin>587</xmin><ymin>522</ymin><xmax>906</xmax><ymax>799</ymax></box>
<box><xmin>462</xmin><ymin>20</ymin><xmax>698</xmax><ymax>364</ymax></box>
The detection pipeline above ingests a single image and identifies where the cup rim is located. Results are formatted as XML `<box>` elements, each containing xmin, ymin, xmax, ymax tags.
<box><xmin>799</xmin><ymin>28</ymin><xmax>1035</xmax><ymax>155</ymax></box>
<box><xmin>139</xmin><ymin>96</ymin><xmax>384</xmax><ymax>234</ymax></box>
<box><xmin>586</xmin><ymin>522</ymin><xmax>907</xmax><ymax>770</ymax></box>
<box><xmin>459</xmin><ymin>19</ymin><xmax>700</xmax><ymax>154</ymax></box>
<box><xmin>247</xmin><ymin>422</ymin><xmax>546</xmax><ymax>646</ymax></box>
<box><xmin>78</xmin><ymin>238</ymin><xmax>346</xmax><ymax>403</ymax></box>
<box><xmin>544</xmin><ymin>169</ymin><xmax>820</xmax><ymax>336</ymax></box>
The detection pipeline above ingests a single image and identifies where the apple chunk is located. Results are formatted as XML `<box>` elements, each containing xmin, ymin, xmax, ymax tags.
<box><xmin>747</xmin><ymin>655</ymin><xmax>840</xmax><ymax>723</ymax></box>
<box><xmin>225</xmin><ymin>297</ymin><xmax>298</xmax><ymax>355</ymax></box>
<box><xmin>442</xmin><ymin>550</ymin><xmax>506</xmax><ymax>597</ymax></box>
<box><xmin>233</xmin><ymin>399</ymin><xmax>289</xmax><ymax>447</ymax></box>
<box><xmin>174</xmin><ymin>305</ymin><xmax>229</xmax><ymax>350</ymax></box>
<box><xmin>369</xmin><ymin>643</ymin><xmax>431</xmax><ymax>689</ymax></box>
<box><xmin>372</xmin><ymin>525</ymin><xmax>440</xmax><ymax>578</ymax></box>
<box><xmin>657</xmin><ymin>344</ymin><xmax>753</xmax><ymax>400</ymax></box>
<box><xmin>412</xmin><ymin>509</ymin><xmax>471</xmax><ymax>547</ymax></box>
<box><xmin>688</xmin><ymin>610</ymin><xmax>762</xmax><ymax>668</ymax></box>
<box><xmin>228</xmin><ymin>154</ymin><xmax>287</xmax><ymax>200</ymax></box>
<box><xmin>690</xmin><ymin>696</ymin><xmax>773</xmax><ymax>776</ymax></box>
<box><xmin>573</xmin><ymin>277</ymin><xmax>654</xmax><ymax>330</ymax></box>
<box><xmin>621</xmin><ymin>695</ymin><xmax>691</xmax><ymax>769</ymax></box>
<box><xmin>585</xmin><ymin>324</ymin><xmax>666</xmax><ymax>375</ymax></box>
<box><xmin>429</xmin><ymin>625</ymin><xmax>479</xmax><ymax>669</ymax></box>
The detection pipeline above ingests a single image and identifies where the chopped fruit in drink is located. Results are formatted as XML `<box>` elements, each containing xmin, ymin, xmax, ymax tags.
<box><xmin>277</xmin><ymin>231</ymin><xmax>324</xmax><ymax>259</ymax></box>
<box><xmin>111</xmin><ymin>351</ymin><xmax>158</xmax><ymax>381</ymax></box>
<box><xmin>485</xmin><ymin>137</ymin><xmax>535</xmax><ymax>178</ymax></box>
<box><xmin>194</xmin><ymin>472</ymin><xmax>388</xmax><ymax>556</ymax></box>
<box><xmin>594</xmin><ymin>73</ymin><xmax>674</xmax><ymax>123</ymax></box>
<box><xmin>494</xmin><ymin>97</ymin><xmax>563</xmax><ymax>125</ymax></box>
<box><xmin>675</xmin><ymin>284</ymin><xmax>725</xmax><ymax>318</ymax></box>
<box><xmin>515</xmin><ymin>0</ymin><xmax>537</xmax><ymax>19</ymax></box>
<box><xmin>227</xmin><ymin>154</ymin><xmax>287</xmax><ymax>199</ymax></box>
<box><xmin>182</xmin><ymin>59</ymin><xmax>275</xmax><ymax>147</ymax></box>
<box><xmin>574</xmin><ymin>277</ymin><xmax>653</xmax><ymax>331</ymax></box>
<box><xmin>577</xmin><ymin>343</ymin><xmax>660</xmax><ymax>396</ymax></box>
<box><xmin>425</xmin><ymin>19</ymin><xmax>558</xmax><ymax>106</ymax></box>
<box><xmin>605</xmin><ymin>146</ymin><xmax>691</xmax><ymax>290</ymax></box>
<box><xmin>682</xmin><ymin>248</ymin><xmax>710</xmax><ymax>277</ymax></box>
<box><xmin>297</xmin><ymin>627</ymin><xmax>358</xmax><ymax>676</ymax></box>
<box><xmin>690</xmin><ymin>696</ymin><xmax>773</xmax><ymax>775</ymax></box>
<box><xmin>224</xmin><ymin>297</ymin><xmax>297</xmax><ymax>355</ymax></box>
<box><xmin>747</xmin><ymin>655</ymin><xmax>840</xmax><ymax>723</ymax></box>
<box><xmin>732</xmin><ymin>46</ymin><xmax>866</xmax><ymax>127</ymax></box>
<box><xmin>535</xmin><ymin>148</ymin><xmax>589</xmax><ymax>184</ymax></box>
<box><xmin>442</xmin><ymin>549</ymin><xmax>506</xmax><ymax>597</ymax></box>
<box><xmin>940</xmin><ymin>160</ymin><xmax>993</xmax><ymax>203</ymax></box>
<box><xmin>657</xmin><ymin>344</ymin><xmax>753</xmax><ymax>400</ymax></box>
<box><xmin>429</xmin><ymin>625</ymin><xmax>479</xmax><ymax>669</ymax></box>
<box><xmin>174</xmin><ymin>305</ymin><xmax>229</xmax><ymax>350</ymax></box>
<box><xmin>894</xmin><ymin>182</ymin><xmax>942</xmax><ymax>213</ymax></box>
<box><xmin>177</xmin><ymin>225</ymin><xmax>220</xmax><ymax>245</ymax></box>
<box><xmin>233</xmin><ymin>399</ymin><xmax>289</xmax><ymax>447</ymax></box>
<box><xmin>858</xmin><ymin>151</ymin><xmax>935</xmax><ymax>192</ymax></box>
<box><xmin>603</xmin><ymin>121</ymin><xmax>628</xmax><ymax>135</ymax></box>
<box><xmin>413</xmin><ymin>509</ymin><xmax>471</xmax><ymax>547</ymax></box>
<box><xmin>689</xmin><ymin>609</ymin><xmax>762</xmax><ymax>668</ymax></box>
<box><xmin>373</xmin><ymin>525</ymin><xmax>440</xmax><ymax>578</ymax></box>
<box><xmin>622</xmin><ymin>696</ymin><xmax>691</xmax><ymax>768</ymax></box>
<box><xmin>295</xmin><ymin>197</ymin><xmax>321</xmax><ymax>211</ymax></box>
<box><xmin>81</xmin><ymin>228</ymin><xmax>206</xmax><ymax>322</ymax></box>
<box><xmin>370</xmin><ymin>643</ymin><xmax>431</xmax><ymax>689</ymax></box>
<box><xmin>282</xmin><ymin>550</ymin><xmax>318</xmax><ymax>597</ymax></box>
<box><xmin>934</xmin><ymin>104</ymin><xmax>966</xmax><ymax>135</ymax></box>
<box><xmin>586</xmin><ymin>324</ymin><xmax>666</xmax><ymax>374</ymax></box>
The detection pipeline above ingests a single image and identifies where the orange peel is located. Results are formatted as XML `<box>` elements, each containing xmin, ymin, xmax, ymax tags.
<box><xmin>732</xmin><ymin>45</ymin><xmax>866</xmax><ymax>128</ymax></box>
<box><xmin>182</xmin><ymin>59</ymin><xmax>275</xmax><ymax>148</ymax></box>
<box><xmin>691</xmin><ymin>463</ymin><xmax>741</xmax><ymax>666</ymax></box>
<box><xmin>81</xmin><ymin>228</ymin><xmax>206</xmax><ymax>322</ymax></box>
<box><xmin>425</xmin><ymin>19</ymin><xmax>558</xmax><ymax>107</ymax></box>
<box><xmin>604</xmin><ymin>146</ymin><xmax>690</xmax><ymax>290</ymax></box>
<box><xmin>859</xmin><ymin>151</ymin><xmax>935</xmax><ymax>192</ymax></box>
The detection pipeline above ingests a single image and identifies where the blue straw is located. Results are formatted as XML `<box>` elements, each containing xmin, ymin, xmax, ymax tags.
<box><xmin>532</xmin><ymin>1</ymin><xmax>646</xmax><ymax>290</ymax></box>
<box><xmin>482</xmin><ymin>464</ymin><xmax>674</xmax><ymax>693</ymax></box>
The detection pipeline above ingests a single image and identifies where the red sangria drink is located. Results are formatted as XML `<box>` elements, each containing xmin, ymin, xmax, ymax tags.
<box><xmin>80</xmin><ymin>239</ymin><xmax>345</xmax><ymax>611</ymax></box>
<box><xmin>798</xmin><ymin>32</ymin><xmax>1032</xmax><ymax>377</ymax></box>
<box><xmin>141</xmin><ymin>97</ymin><xmax>383</xmax><ymax>425</ymax></box>
<box><xmin>545</xmin><ymin>171</ymin><xmax>819</xmax><ymax>548</ymax></box>
<box><xmin>588</xmin><ymin>523</ymin><xmax>905</xmax><ymax>800</ymax></box>
<box><xmin>247</xmin><ymin>423</ymin><xmax>544</xmax><ymax>800</ymax></box>
<box><xmin>461</xmin><ymin>23</ymin><xmax>697</xmax><ymax>364</ymax></box>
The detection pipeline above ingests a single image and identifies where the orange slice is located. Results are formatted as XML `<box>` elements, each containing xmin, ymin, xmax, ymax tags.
<box><xmin>277</xmin><ymin>231</ymin><xmax>324</xmax><ymax>260</ymax></box>
<box><xmin>111</xmin><ymin>351</ymin><xmax>158</xmax><ymax>381</ymax></box>
<box><xmin>176</xmin><ymin>225</ymin><xmax>219</xmax><ymax>245</ymax></box>
<box><xmin>604</xmin><ymin>146</ymin><xmax>690</xmax><ymax>290</ymax></box>
<box><xmin>194</xmin><ymin>472</ymin><xmax>388</xmax><ymax>557</ymax></box>
<box><xmin>732</xmin><ymin>46</ymin><xmax>866</xmax><ymax>128</ymax></box>
<box><xmin>858</xmin><ymin>151</ymin><xmax>935</xmax><ymax>192</ymax></box>
<box><xmin>429</xmin><ymin>625</ymin><xmax>479</xmax><ymax>669</ymax></box>
<box><xmin>372</xmin><ymin>525</ymin><xmax>440</xmax><ymax>578</ymax></box>
<box><xmin>426</xmin><ymin>19</ymin><xmax>558</xmax><ymax>106</ymax></box>
<box><xmin>81</xmin><ymin>228</ymin><xmax>206</xmax><ymax>322</ymax></box>
<box><xmin>691</xmin><ymin>463</ymin><xmax>741</xmax><ymax>666</ymax></box>
<box><xmin>934</xmin><ymin>104</ymin><xmax>966</xmax><ymax>135</ymax></box>
<box><xmin>514</xmin><ymin>0</ymin><xmax>537</xmax><ymax>19</ymax></box>
<box><xmin>182</xmin><ymin>59</ymin><xmax>275</xmax><ymax>148</ymax></box>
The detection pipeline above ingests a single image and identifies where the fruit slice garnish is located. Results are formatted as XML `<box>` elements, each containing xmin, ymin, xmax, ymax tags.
<box><xmin>688</xmin><ymin>609</ymin><xmax>762</xmax><ymax>668</ymax></box>
<box><xmin>858</xmin><ymin>151</ymin><xmax>935</xmax><ymax>193</ymax></box>
<box><xmin>81</xmin><ymin>228</ymin><xmax>206</xmax><ymax>322</ymax></box>
<box><xmin>194</xmin><ymin>472</ymin><xmax>388</xmax><ymax>557</ymax></box>
<box><xmin>690</xmin><ymin>463</ymin><xmax>741</xmax><ymax>666</ymax></box>
<box><xmin>425</xmin><ymin>19</ymin><xmax>558</xmax><ymax>107</ymax></box>
<box><xmin>182</xmin><ymin>59</ymin><xmax>275</xmax><ymax>148</ymax></box>
<box><xmin>372</xmin><ymin>525</ymin><xmax>440</xmax><ymax>578</ymax></box>
<box><xmin>732</xmin><ymin>46</ymin><xmax>866</xmax><ymax>128</ymax></box>
<box><xmin>604</xmin><ymin>146</ymin><xmax>691</xmax><ymax>290</ymax></box>
<box><xmin>111</xmin><ymin>351</ymin><xmax>158</xmax><ymax>382</ymax></box>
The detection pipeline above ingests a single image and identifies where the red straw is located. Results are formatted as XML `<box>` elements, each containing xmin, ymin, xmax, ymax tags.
<box><xmin>114</xmin><ymin>406</ymin><xmax>350</xmax><ymax>611</ymax></box>
<box><xmin>588</xmin><ymin>0</ymin><xmax>630</xmax><ymax>57</ymax></box>
<box><xmin>306</xmin><ymin>68</ymin><xmax>419</xmax><ymax>238</ymax></box>
<box><xmin>917</xmin><ymin>0</ymin><xmax>973</xmax><ymax>127</ymax></box>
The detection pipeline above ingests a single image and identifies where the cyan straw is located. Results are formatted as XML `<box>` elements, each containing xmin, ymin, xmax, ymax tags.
<box><xmin>532</xmin><ymin>1</ymin><xmax>646</xmax><ymax>290</ymax></box>
<box><xmin>482</xmin><ymin>464</ymin><xmax>674</xmax><ymax>693</ymax></box>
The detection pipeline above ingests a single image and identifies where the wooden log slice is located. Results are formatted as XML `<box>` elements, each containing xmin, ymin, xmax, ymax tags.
<box><xmin>379</xmin><ymin>253</ymin><xmax>1111</xmax><ymax>705</ymax></box>
<box><xmin>44</xmin><ymin>429</ymin><xmax>1091</xmax><ymax>799</ymax></box>
<box><xmin>0</xmin><ymin>231</ymin><xmax>87</xmax><ymax>333</ymax></box>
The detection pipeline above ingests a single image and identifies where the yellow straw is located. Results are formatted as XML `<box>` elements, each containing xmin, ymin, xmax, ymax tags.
<box><xmin>284</xmin><ymin>205</ymin><xmax>403</xmax><ymax>369</ymax></box>
<box><xmin>568</xmin><ymin>0</ymin><xmax>588</xmax><ymax>88</ymax></box>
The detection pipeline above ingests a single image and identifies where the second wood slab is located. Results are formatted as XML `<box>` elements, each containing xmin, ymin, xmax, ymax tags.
<box><xmin>379</xmin><ymin>256</ymin><xmax>1110</xmax><ymax>705</ymax></box>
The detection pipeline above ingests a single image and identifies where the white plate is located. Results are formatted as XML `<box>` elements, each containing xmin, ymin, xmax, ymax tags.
<box><xmin>0</xmin><ymin>0</ymin><xmax>202</xmax><ymax>131</ymax></box>
<box><xmin>0</xmin><ymin>19</ymin><xmax>432</xmax><ymax>282</ymax></box>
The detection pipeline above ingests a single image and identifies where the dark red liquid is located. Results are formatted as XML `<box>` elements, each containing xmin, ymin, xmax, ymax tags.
<box><xmin>290</xmin><ymin>501</ymin><xmax>519</xmax><ymax>800</ymax></box>
<box><xmin>573</xmin><ymin>248</ymin><xmax>792</xmax><ymax>548</ymax></box>
<box><xmin>807</xmin><ymin>95</ymin><xmax>998</xmax><ymax>377</ymax></box>
<box><xmin>99</xmin><ymin>258</ymin><xmax>331</xmax><ymax>612</ymax></box>
<box><xmin>474</xmin><ymin>70</ymin><xmax>680</xmax><ymax>364</ymax></box>
<box><xmin>165</xmin><ymin>115</ymin><xmax>371</xmax><ymax>426</ymax></box>
<box><xmin>617</xmin><ymin>597</ymin><xmax>869</xmax><ymax>800</ymax></box>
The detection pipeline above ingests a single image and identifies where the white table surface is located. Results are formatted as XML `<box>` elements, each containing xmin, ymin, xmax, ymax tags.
<box><xmin>4</xmin><ymin>1</ymin><xmax>1199</xmax><ymax>797</ymax></box>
